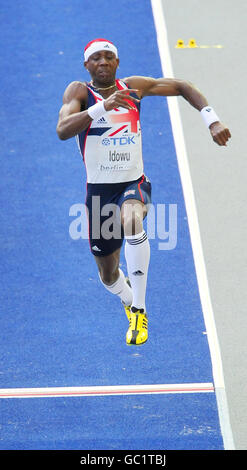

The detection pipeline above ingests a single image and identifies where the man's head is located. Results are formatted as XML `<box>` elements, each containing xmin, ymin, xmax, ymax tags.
<box><xmin>84</xmin><ymin>38</ymin><xmax>119</xmax><ymax>86</ymax></box>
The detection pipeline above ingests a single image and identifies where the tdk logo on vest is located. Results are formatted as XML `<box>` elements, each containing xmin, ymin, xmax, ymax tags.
<box><xmin>102</xmin><ymin>136</ymin><xmax>136</xmax><ymax>146</ymax></box>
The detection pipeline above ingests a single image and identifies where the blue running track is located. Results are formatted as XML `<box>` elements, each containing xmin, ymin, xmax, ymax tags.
<box><xmin>0</xmin><ymin>0</ymin><xmax>224</xmax><ymax>450</ymax></box>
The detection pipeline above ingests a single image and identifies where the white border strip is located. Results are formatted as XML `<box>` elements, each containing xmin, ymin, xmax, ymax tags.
<box><xmin>150</xmin><ymin>0</ymin><xmax>235</xmax><ymax>450</ymax></box>
<box><xmin>0</xmin><ymin>383</ymin><xmax>214</xmax><ymax>399</ymax></box>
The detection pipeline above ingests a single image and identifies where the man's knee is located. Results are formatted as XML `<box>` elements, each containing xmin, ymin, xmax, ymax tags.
<box><xmin>99</xmin><ymin>266</ymin><xmax>118</xmax><ymax>285</ymax></box>
<box><xmin>121</xmin><ymin>202</ymin><xmax>146</xmax><ymax>236</ymax></box>
<box><xmin>95</xmin><ymin>250</ymin><xmax>120</xmax><ymax>285</ymax></box>
<box><xmin>123</xmin><ymin>214</ymin><xmax>143</xmax><ymax>236</ymax></box>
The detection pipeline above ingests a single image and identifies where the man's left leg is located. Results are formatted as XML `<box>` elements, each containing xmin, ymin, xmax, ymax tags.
<box><xmin>121</xmin><ymin>199</ymin><xmax>150</xmax><ymax>345</ymax></box>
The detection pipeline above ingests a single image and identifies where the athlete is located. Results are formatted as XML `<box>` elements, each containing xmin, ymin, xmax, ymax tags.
<box><xmin>56</xmin><ymin>38</ymin><xmax>231</xmax><ymax>346</ymax></box>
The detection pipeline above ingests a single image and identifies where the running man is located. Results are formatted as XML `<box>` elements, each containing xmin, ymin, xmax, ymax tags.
<box><xmin>56</xmin><ymin>38</ymin><xmax>231</xmax><ymax>345</ymax></box>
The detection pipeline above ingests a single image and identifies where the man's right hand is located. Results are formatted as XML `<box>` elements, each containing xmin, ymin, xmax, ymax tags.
<box><xmin>104</xmin><ymin>89</ymin><xmax>140</xmax><ymax>111</ymax></box>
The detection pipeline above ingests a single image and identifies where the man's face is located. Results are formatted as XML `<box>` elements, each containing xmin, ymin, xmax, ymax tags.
<box><xmin>84</xmin><ymin>50</ymin><xmax>119</xmax><ymax>84</ymax></box>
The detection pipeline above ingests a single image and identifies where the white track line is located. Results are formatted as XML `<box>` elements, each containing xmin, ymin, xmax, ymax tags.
<box><xmin>150</xmin><ymin>0</ymin><xmax>235</xmax><ymax>450</ymax></box>
<box><xmin>0</xmin><ymin>383</ymin><xmax>214</xmax><ymax>399</ymax></box>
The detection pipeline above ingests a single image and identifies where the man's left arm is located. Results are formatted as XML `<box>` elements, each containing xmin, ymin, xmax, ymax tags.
<box><xmin>126</xmin><ymin>76</ymin><xmax>231</xmax><ymax>146</ymax></box>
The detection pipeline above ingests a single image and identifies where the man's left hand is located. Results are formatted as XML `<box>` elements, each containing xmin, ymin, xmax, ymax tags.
<box><xmin>209</xmin><ymin>122</ymin><xmax>231</xmax><ymax>146</ymax></box>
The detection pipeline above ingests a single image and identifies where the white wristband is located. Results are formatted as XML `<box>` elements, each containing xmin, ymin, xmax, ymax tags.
<box><xmin>201</xmin><ymin>106</ymin><xmax>220</xmax><ymax>128</ymax></box>
<box><xmin>87</xmin><ymin>100</ymin><xmax>106</xmax><ymax>120</ymax></box>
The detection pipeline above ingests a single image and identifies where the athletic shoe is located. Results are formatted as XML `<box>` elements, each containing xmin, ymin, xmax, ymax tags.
<box><xmin>122</xmin><ymin>277</ymin><xmax>132</xmax><ymax>320</ymax></box>
<box><xmin>123</xmin><ymin>303</ymin><xmax>131</xmax><ymax>320</ymax></box>
<box><xmin>126</xmin><ymin>308</ymin><xmax>148</xmax><ymax>345</ymax></box>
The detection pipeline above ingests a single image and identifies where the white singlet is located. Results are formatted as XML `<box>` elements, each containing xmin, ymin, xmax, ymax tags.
<box><xmin>76</xmin><ymin>79</ymin><xmax>144</xmax><ymax>184</ymax></box>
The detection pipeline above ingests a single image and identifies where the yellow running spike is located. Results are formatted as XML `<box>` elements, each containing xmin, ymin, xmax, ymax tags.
<box><xmin>126</xmin><ymin>312</ymin><xmax>148</xmax><ymax>345</ymax></box>
<box><xmin>123</xmin><ymin>303</ymin><xmax>131</xmax><ymax>321</ymax></box>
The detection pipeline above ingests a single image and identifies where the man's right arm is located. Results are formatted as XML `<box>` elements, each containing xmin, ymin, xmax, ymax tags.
<box><xmin>57</xmin><ymin>82</ymin><xmax>142</xmax><ymax>140</ymax></box>
<box><xmin>56</xmin><ymin>81</ymin><xmax>92</xmax><ymax>140</ymax></box>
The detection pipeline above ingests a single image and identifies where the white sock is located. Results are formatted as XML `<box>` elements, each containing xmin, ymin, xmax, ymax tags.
<box><xmin>124</xmin><ymin>230</ymin><xmax>150</xmax><ymax>312</ymax></box>
<box><xmin>98</xmin><ymin>268</ymin><xmax>133</xmax><ymax>306</ymax></box>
